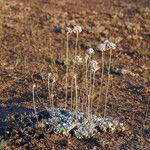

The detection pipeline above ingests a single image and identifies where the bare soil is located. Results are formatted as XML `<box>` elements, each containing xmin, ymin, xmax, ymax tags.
<box><xmin>0</xmin><ymin>0</ymin><xmax>150</xmax><ymax>149</ymax></box>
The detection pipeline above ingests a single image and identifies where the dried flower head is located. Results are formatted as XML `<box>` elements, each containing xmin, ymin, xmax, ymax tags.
<box><xmin>73</xmin><ymin>25</ymin><xmax>82</xmax><ymax>33</ymax></box>
<box><xmin>97</xmin><ymin>43</ymin><xmax>106</xmax><ymax>52</ymax></box>
<box><xmin>104</xmin><ymin>40</ymin><xmax>116</xmax><ymax>50</ymax></box>
<box><xmin>89</xmin><ymin>60</ymin><xmax>99</xmax><ymax>72</ymax></box>
<box><xmin>89</xmin><ymin>60</ymin><xmax>98</xmax><ymax>67</ymax></box>
<box><xmin>86</xmin><ymin>48</ymin><xmax>94</xmax><ymax>55</ymax></box>
<box><xmin>73</xmin><ymin>55</ymin><xmax>82</xmax><ymax>64</ymax></box>
<box><xmin>91</xmin><ymin>65</ymin><xmax>100</xmax><ymax>72</ymax></box>
<box><xmin>65</xmin><ymin>27</ymin><xmax>73</xmax><ymax>33</ymax></box>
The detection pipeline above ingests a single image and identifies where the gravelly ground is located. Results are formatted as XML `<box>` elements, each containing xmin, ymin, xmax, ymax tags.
<box><xmin>0</xmin><ymin>0</ymin><xmax>150</xmax><ymax>149</ymax></box>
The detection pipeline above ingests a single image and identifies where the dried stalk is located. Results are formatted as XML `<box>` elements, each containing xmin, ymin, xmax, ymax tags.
<box><xmin>65</xmin><ymin>32</ymin><xmax>69</xmax><ymax>108</ymax></box>
<box><xmin>48</xmin><ymin>73</ymin><xmax>51</xmax><ymax>109</ymax></box>
<box><xmin>91</xmin><ymin>70</ymin><xmax>96</xmax><ymax>115</ymax></box>
<box><xmin>32</xmin><ymin>84</ymin><xmax>38</xmax><ymax>123</ymax></box>
<box><xmin>97</xmin><ymin>51</ymin><xmax>104</xmax><ymax>112</ymax></box>
<box><xmin>74</xmin><ymin>74</ymin><xmax>78</xmax><ymax>121</ymax></box>
<box><xmin>104</xmin><ymin>49</ymin><xmax>112</xmax><ymax>118</ymax></box>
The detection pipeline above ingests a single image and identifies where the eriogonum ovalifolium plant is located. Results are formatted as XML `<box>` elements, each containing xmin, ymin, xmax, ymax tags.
<box><xmin>31</xmin><ymin>25</ymin><xmax>124</xmax><ymax>139</ymax></box>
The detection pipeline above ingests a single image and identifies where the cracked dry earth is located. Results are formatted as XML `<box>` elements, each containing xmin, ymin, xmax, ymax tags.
<box><xmin>0</xmin><ymin>0</ymin><xmax>150</xmax><ymax>149</ymax></box>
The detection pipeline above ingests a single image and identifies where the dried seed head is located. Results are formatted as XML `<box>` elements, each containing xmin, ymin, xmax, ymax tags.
<box><xmin>65</xmin><ymin>27</ymin><xmax>73</xmax><ymax>33</ymax></box>
<box><xmin>73</xmin><ymin>55</ymin><xmax>82</xmax><ymax>64</ymax></box>
<box><xmin>97</xmin><ymin>43</ymin><xmax>106</xmax><ymax>52</ymax></box>
<box><xmin>33</xmin><ymin>84</ymin><xmax>36</xmax><ymax>88</ymax></box>
<box><xmin>86</xmin><ymin>48</ymin><xmax>94</xmax><ymax>55</ymax></box>
<box><xmin>73</xmin><ymin>25</ymin><xmax>82</xmax><ymax>33</ymax></box>
<box><xmin>104</xmin><ymin>40</ymin><xmax>116</xmax><ymax>50</ymax></box>
<box><xmin>89</xmin><ymin>60</ymin><xmax>98</xmax><ymax>67</ymax></box>
<box><xmin>91</xmin><ymin>65</ymin><xmax>100</xmax><ymax>72</ymax></box>
<box><xmin>89</xmin><ymin>60</ymin><xmax>99</xmax><ymax>72</ymax></box>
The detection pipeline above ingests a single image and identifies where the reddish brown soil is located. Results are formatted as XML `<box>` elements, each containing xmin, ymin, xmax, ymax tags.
<box><xmin>0</xmin><ymin>0</ymin><xmax>150</xmax><ymax>149</ymax></box>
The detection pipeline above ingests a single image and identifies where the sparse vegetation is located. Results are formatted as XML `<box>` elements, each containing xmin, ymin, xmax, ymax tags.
<box><xmin>0</xmin><ymin>0</ymin><xmax>149</xmax><ymax>149</ymax></box>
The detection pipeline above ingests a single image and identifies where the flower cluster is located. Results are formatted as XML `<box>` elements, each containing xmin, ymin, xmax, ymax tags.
<box><xmin>86</xmin><ymin>48</ymin><xmax>94</xmax><ymax>55</ymax></box>
<box><xmin>98</xmin><ymin>40</ymin><xmax>116</xmax><ymax>51</ymax></box>
<box><xmin>104</xmin><ymin>40</ymin><xmax>116</xmax><ymax>50</ymax></box>
<box><xmin>65</xmin><ymin>25</ymin><xmax>82</xmax><ymax>34</ymax></box>
<box><xmin>73</xmin><ymin>25</ymin><xmax>82</xmax><ymax>33</ymax></box>
<box><xmin>97</xmin><ymin>43</ymin><xmax>106</xmax><ymax>52</ymax></box>
<box><xmin>73</xmin><ymin>55</ymin><xmax>82</xmax><ymax>64</ymax></box>
<box><xmin>65</xmin><ymin>27</ymin><xmax>73</xmax><ymax>33</ymax></box>
<box><xmin>89</xmin><ymin>60</ymin><xmax>99</xmax><ymax>72</ymax></box>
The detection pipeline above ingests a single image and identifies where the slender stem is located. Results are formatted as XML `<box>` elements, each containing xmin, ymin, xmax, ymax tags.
<box><xmin>86</xmin><ymin>54</ymin><xmax>91</xmax><ymax>111</ymax></box>
<box><xmin>71</xmin><ymin>31</ymin><xmax>79</xmax><ymax>111</ymax></box>
<box><xmin>70</xmin><ymin>62</ymin><xmax>75</xmax><ymax>111</ymax></box>
<box><xmin>85</xmin><ymin>58</ymin><xmax>88</xmax><ymax>113</ymax></box>
<box><xmin>78</xmin><ymin>97</ymin><xmax>81</xmax><ymax>112</ymax></box>
<box><xmin>71</xmin><ymin>32</ymin><xmax>78</xmax><ymax>111</ymax></box>
<box><xmin>75</xmin><ymin>32</ymin><xmax>79</xmax><ymax>56</ymax></box>
<box><xmin>91</xmin><ymin>71</ymin><xmax>95</xmax><ymax>115</ymax></box>
<box><xmin>87</xmin><ymin>94</ymin><xmax>90</xmax><ymax>119</ymax></box>
<box><xmin>70</xmin><ymin>77</ymin><xmax>73</xmax><ymax>111</ymax></box>
<box><xmin>89</xmin><ymin>68</ymin><xmax>92</xmax><ymax>97</ymax></box>
<box><xmin>74</xmin><ymin>75</ymin><xmax>78</xmax><ymax>121</ymax></box>
<box><xmin>48</xmin><ymin>73</ymin><xmax>51</xmax><ymax>109</ymax></box>
<box><xmin>81</xmin><ymin>98</ymin><xmax>84</xmax><ymax>113</ymax></box>
<box><xmin>65</xmin><ymin>32</ymin><xmax>69</xmax><ymax>109</ymax></box>
<box><xmin>92</xmin><ymin>71</ymin><xmax>96</xmax><ymax>99</ymax></box>
<box><xmin>32</xmin><ymin>85</ymin><xmax>38</xmax><ymax>123</ymax></box>
<box><xmin>86</xmin><ymin>61</ymin><xmax>88</xmax><ymax>83</ymax></box>
<box><xmin>71</xmin><ymin>79</ymin><xmax>73</xmax><ymax>110</ymax></box>
<box><xmin>97</xmin><ymin>51</ymin><xmax>104</xmax><ymax>112</ymax></box>
<box><xmin>104</xmin><ymin>49</ymin><xmax>112</xmax><ymax>118</ymax></box>
<box><xmin>88</xmin><ymin>68</ymin><xmax>92</xmax><ymax>118</ymax></box>
<box><xmin>85</xmin><ymin>58</ymin><xmax>88</xmax><ymax>93</ymax></box>
<box><xmin>51</xmin><ymin>80</ymin><xmax>54</xmax><ymax>113</ymax></box>
<box><xmin>89</xmin><ymin>53</ymin><xmax>92</xmax><ymax>94</ymax></box>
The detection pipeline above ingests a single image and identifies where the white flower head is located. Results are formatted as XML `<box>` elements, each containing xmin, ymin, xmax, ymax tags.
<box><xmin>89</xmin><ymin>60</ymin><xmax>99</xmax><ymax>72</ymax></box>
<box><xmin>86</xmin><ymin>48</ymin><xmax>94</xmax><ymax>55</ymax></box>
<box><xmin>104</xmin><ymin>40</ymin><xmax>116</xmax><ymax>50</ymax></box>
<box><xmin>73</xmin><ymin>55</ymin><xmax>82</xmax><ymax>64</ymax></box>
<box><xmin>89</xmin><ymin>60</ymin><xmax>98</xmax><ymax>66</ymax></box>
<box><xmin>97</xmin><ymin>43</ymin><xmax>106</xmax><ymax>52</ymax></box>
<box><xmin>65</xmin><ymin>27</ymin><xmax>73</xmax><ymax>33</ymax></box>
<box><xmin>73</xmin><ymin>25</ymin><xmax>82</xmax><ymax>33</ymax></box>
<box><xmin>91</xmin><ymin>65</ymin><xmax>100</xmax><ymax>72</ymax></box>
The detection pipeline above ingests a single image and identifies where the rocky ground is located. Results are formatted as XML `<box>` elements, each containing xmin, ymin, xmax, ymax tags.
<box><xmin>0</xmin><ymin>0</ymin><xmax>150</xmax><ymax>149</ymax></box>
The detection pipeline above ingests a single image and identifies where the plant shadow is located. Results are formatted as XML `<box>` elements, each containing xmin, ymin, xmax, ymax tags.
<box><xmin>0</xmin><ymin>92</ymin><xmax>44</xmax><ymax>138</ymax></box>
